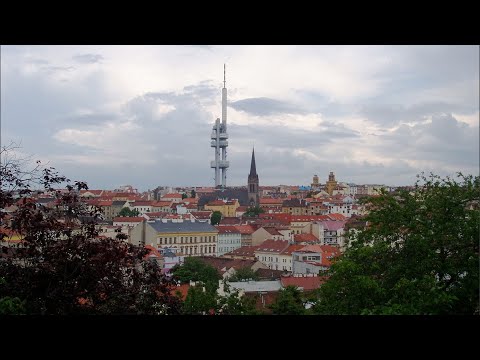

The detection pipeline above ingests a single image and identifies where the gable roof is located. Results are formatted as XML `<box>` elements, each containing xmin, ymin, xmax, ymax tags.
<box><xmin>215</xmin><ymin>226</ymin><xmax>241</xmax><ymax>234</ymax></box>
<box><xmin>234</xmin><ymin>225</ymin><xmax>255</xmax><ymax>235</ymax></box>
<box><xmin>280</xmin><ymin>276</ymin><xmax>326</xmax><ymax>291</ymax></box>
<box><xmin>280</xmin><ymin>244</ymin><xmax>304</xmax><ymax>256</ymax></box>
<box><xmin>113</xmin><ymin>217</ymin><xmax>145</xmax><ymax>223</ymax></box>
<box><xmin>224</xmin><ymin>245</ymin><xmax>259</xmax><ymax>258</ymax></box>
<box><xmin>162</xmin><ymin>193</ymin><xmax>183</xmax><ymax>198</ymax></box>
<box><xmin>293</xmin><ymin>233</ymin><xmax>319</xmax><ymax>243</ymax></box>
<box><xmin>255</xmin><ymin>239</ymin><xmax>289</xmax><ymax>253</ymax></box>
<box><xmin>148</xmin><ymin>220</ymin><xmax>218</xmax><ymax>234</ymax></box>
<box><xmin>320</xmin><ymin>220</ymin><xmax>347</xmax><ymax>231</ymax></box>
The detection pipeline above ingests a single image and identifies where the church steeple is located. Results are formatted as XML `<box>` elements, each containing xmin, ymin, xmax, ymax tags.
<box><xmin>247</xmin><ymin>147</ymin><xmax>259</xmax><ymax>207</ymax></box>
<box><xmin>249</xmin><ymin>147</ymin><xmax>257</xmax><ymax>177</ymax></box>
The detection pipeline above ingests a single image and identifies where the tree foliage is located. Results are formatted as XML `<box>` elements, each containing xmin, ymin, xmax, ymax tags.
<box><xmin>0</xmin><ymin>143</ymin><xmax>181</xmax><ymax>315</ymax></box>
<box><xmin>243</xmin><ymin>206</ymin><xmax>264</xmax><ymax>217</ymax></box>
<box><xmin>210</xmin><ymin>211</ymin><xmax>222</xmax><ymax>225</ymax></box>
<box><xmin>190</xmin><ymin>190</ymin><xmax>196</xmax><ymax>199</ymax></box>
<box><xmin>118</xmin><ymin>207</ymin><xmax>140</xmax><ymax>217</ymax></box>
<box><xmin>171</xmin><ymin>257</ymin><xmax>221</xmax><ymax>294</ymax></box>
<box><xmin>228</xmin><ymin>267</ymin><xmax>259</xmax><ymax>282</ymax></box>
<box><xmin>269</xmin><ymin>286</ymin><xmax>306</xmax><ymax>315</ymax></box>
<box><xmin>313</xmin><ymin>173</ymin><xmax>479</xmax><ymax>315</ymax></box>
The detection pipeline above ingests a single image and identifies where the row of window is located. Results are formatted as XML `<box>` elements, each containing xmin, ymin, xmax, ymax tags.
<box><xmin>218</xmin><ymin>239</ymin><xmax>241</xmax><ymax>244</ymax></box>
<box><xmin>158</xmin><ymin>235</ymin><xmax>216</xmax><ymax>245</ymax></box>
<box><xmin>172</xmin><ymin>245</ymin><xmax>216</xmax><ymax>255</ymax></box>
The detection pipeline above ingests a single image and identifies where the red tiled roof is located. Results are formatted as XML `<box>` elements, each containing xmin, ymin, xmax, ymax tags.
<box><xmin>162</xmin><ymin>193</ymin><xmax>182</xmax><ymax>198</ymax></box>
<box><xmin>280</xmin><ymin>276</ymin><xmax>326</xmax><ymax>291</ymax></box>
<box><xmin>234</xmin><ymin>225</ymin><xmax>255</xmax><ymax>234</ymax></box>
<box><xmin>190</xmin><ymin>211</ymin><xmax>212</xmax><ymax>220</ymax></box>
<box><xmin>293</xmin><ymin>233</ymin><xmax>319</xmax><ymax>243</ymax></box>
<box><xmin>260</xmin><ymin>198</ymin><xmax>284</xmax><ymax>205</ymax></box>
<box><xmin>224</xmin><ymin>245</ymin><xmax>259</xmax><ymax>258</ymax></box>
<box><xmin>280</xmin><ymin>244</ymin><xmax>304</xmax><ymax>255</ymax></box>
<box><xmin>197</xmin><ymin>256</ymin><xmax>258</xmax><ymax>274</ymax></box>
<box><xmin>113</xmin><ymin>217</ymin><xmax>145</xmax><ymax>223</ymax></box>
<box><xmin>151</xmin><ymin>201</ymin><xmax>172</xmax><ymax>207</ymax></box>
<box><xmin>172</xmin><ymin>284</ymin><xmax>190</xmax><ymax>301</ymax></box>
<box><xmin>262</xmin><ymin>227</ymin><xmax>283</xmax><ymax>236</ymax></box>
<box><xmin>327</xmin><ymin>213</ymin><xmax>347</xmax><ymax>221</ymax></box>
<box><xmin>206</xmin><ymin>200</ymin><xmax>225</xmax><ymax>206</ymax></box>
<box><xmin>144</xmin><ymin>245</ymin><xmax>163</xmax><ymax>259</ymax></box>
<box><xmin>218</xmin><ymin>217</ymin><xmax>242</xmax><ymax>225</ymax></box>
<box><xmin>291</xmin><ymin>215</ymin><xmax>330</xmax><ymax>222</ymax></box>
<box><xmin>215</xmin><ymin>226</ymin><xmax>241</xmax><ymax>234</ymax></box>
<box><xmin>255</xmin><ymin>239</ymin><xmax>289</xmax><ymax>253</ymax></box>
<box><xmin>320</xmin><ymin>220</ymin><xmax>347</xmax><ymax>231</ymax></box>
<box><xmin>182</xmin><ymin>198</ymin><xmax>198</xmax><ymax>203</ymax></box>
<box><xmin>236</xmin><ymin>206</ymin><xmax>248</xmax><ymax>212</ymax></box>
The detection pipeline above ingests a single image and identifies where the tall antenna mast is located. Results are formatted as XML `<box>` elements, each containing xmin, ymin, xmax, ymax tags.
<box><xmin>223</xmin><ymin>63</ymin><xmax>226</xmax><ymax>88</ymax></box>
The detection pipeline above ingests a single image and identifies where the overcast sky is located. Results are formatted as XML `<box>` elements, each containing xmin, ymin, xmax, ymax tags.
<box><xmin>1</xmin><ymin>45</ymin><xmax>478</xmax><ymax>191</ymax></box>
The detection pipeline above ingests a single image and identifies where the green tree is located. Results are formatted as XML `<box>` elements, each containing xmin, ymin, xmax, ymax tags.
<box><xmin>182</xmin><ymin>285</ymin><xmax>217</xmax><ymax>315</ymax></box>
<box><xmin>229</xmin><ymin>267</ymin><xmax>259</xmax><ymax>282</ymax></box>
<box><xmin>243</xmin><ymin>206</ymin><xmax>264</xmax><ymax>217</ymax></box>
<box><xmin>313</xmin><ymin>173</ymin><xmax>479</xmax><ymax>315</ymax></box>
<box><xmin>0</xmin><ymin>278</ymin><xmax>25</xmax><ymax>315</ymax></box>
<box><xmin>210</xmin><ymin>211</ymin><xmax>222</xmax><ymax>225</ymax></box>
<box><xmin>191</xmin><ymin>189</ymin><xmax>196</xmax><ymax>198</ymax></box>
<box><xmin>118</xmin><ymin>207</ymin><xmax>140</xmax><ymax>217</ymax></box>
<box><xmin>182</xmin><ymin>193</ymin><xmax>188</xmax><ymax>199</ymax></box>
<box><xmin>269</xmin><ymin>286</ymin><xmax>306</xmax><ymax>315</ymax></box>
<box><xmin>217</xmin><ymin>282</ymin><xmax>262</xmax><ymax>315</ymax></box>
<box><xmin>171</xmin><ymin>257</ymin><xmax>221</xmax><ymax>294</ymax></box>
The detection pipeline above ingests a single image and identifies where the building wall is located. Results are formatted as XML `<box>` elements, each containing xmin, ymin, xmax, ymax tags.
<box><xmin>292</xmin><ymin>260</ymin><xmax>326</xmax><ymax>275</ymax></box>
<box><xmin>252</xmin><ymin>228</ymin><xmax>282</xmax><ymax>246</ymax></box>
<box><xmin>240</xmin><ymin>233</ymin><xmax>253</xmax><ymax>247</ymax></box>
<box><xmin>255</xmin><ymin>252</ymin><xmax>292</xmax><ymax>272</ymax></box>
<box><xmin>217</xmin><ymin>232</ymin><xmax>242</xmax><ymax>256</ymax></box>
<box><xmin>129</xmin><ymin>221</ymin><xmax>158</xmax><ymax>246</ymax></box>
<box><xmin>156</xmin><ymin>231</ymin><xmax>218</xmax><ymax>257</ymax></box>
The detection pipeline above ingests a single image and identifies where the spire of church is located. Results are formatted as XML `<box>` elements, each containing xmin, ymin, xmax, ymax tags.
<box><xmin>249</xmin><ymin>147</ymin><xmax>257</xmax><ymax>177</ymax></box>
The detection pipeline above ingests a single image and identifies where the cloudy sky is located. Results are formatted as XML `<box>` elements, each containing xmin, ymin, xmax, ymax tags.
<box><xmin>1</xmin><ymin>45</ymin><xmax>478</xmax><ymax>190</ymax></box>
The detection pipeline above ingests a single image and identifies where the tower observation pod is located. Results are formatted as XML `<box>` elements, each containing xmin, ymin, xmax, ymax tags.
<box><xmin>210</xmin><ymin>64</ymin><xmax>229</xmax><ymax>188</ymax></box>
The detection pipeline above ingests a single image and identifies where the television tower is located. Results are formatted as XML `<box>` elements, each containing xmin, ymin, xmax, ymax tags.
<box><xmin>210</xmin><ymin>64</ymin><xmax>229</xmax><ymax>188</ymax></box>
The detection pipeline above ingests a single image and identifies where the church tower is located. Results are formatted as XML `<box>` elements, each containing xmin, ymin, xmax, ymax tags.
<box><xmin>247</xmin><ymin>148</ymin><xmax>259</xmax><ymax>207</ymax></box>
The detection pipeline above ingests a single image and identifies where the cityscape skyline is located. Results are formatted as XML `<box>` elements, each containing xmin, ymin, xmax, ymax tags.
<box><xmin>1</xmin><ymin>45</ymin><xmax>478</xmax><ymax>191</ymax></box>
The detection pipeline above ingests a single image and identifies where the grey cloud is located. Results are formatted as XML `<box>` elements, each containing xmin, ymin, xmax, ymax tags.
<box><xmin>359</xmin><ymin>102</ymin><xmax>472</xmax><ymax>127</ymax></box>
<box><xmin>230</xmin><ymin>97</ymin><xmax>307</xmax><ymax>116</ymax></box>
<box><xmin>378</xmin><ymin>113</ymin><xmax>478</xmax><ymax>167</ymax></box>
<box><xmin>72</xmin><ymin>54</ymin><xmax>104</xmax><ymax>64</ymax></box>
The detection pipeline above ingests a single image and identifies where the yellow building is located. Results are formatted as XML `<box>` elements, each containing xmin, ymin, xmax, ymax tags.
<box><xmin>326</xmin><ymin>171</ymin><xmax>338</xmax><ymax>196</ymax></box>
<box><xmin>204</xmin><ymin>199</ymin><xmax>239</xmax><ymax>217</ymax></box>
<box><xmin>129</xmin><ymin>220</ymin><xmax>219</xmax><ymax>256</ymax></box>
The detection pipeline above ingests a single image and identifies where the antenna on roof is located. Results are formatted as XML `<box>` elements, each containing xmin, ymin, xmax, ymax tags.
<box><xmin>223</xmin><ymin>63</ymin><xmax>226</xmax><ymax>88</ymax></box>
